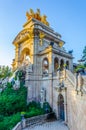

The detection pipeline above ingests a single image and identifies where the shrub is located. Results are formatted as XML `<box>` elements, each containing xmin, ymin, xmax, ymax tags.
<box><xmin>0</xmin><ymin>113</ymin><xmax>21</xmax><ymax>130</ymax></box>
<box><xmin>0</xmin><ymin>86</ymin><xmax>27</xmax><ymax>116</ymax></box>
<box><xmin>0</xmin><ymin>115</ymin><xmax>4</xmax><ymax>122</ymax></box>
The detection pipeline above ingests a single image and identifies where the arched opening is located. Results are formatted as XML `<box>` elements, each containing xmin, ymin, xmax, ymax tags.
<box><xmin>42</xmin><ymin>58</ymin><xmax>49</xmax><ymax>76</ymax></box>
<box><xmin>66</xmin><ymin>61</ymin><xmax>69</xmax><ymax>69</ymax></box>
<box><xmin>60</xmin><ymin>59</ymin><xmax>64</xmax><ymax>71</ymax></box>
<box><xmin>20</xmin><ymin>48</ymin><xmax>30</xmax><ymax>66</ymax></box>
<box><xmin>58</xmin><ymin>94</ymin><xmax>65</xmax><ymax>120</ymax></box>
<box><xmin>54</xmin><ymin>57</ymin><xmax>59</xmax><ymax>72</ymax></box>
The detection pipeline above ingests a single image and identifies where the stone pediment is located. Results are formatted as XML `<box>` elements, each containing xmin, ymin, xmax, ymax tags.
<box><xmin>13</xmin><ymin>29</ymin><xmax>33</xmax><ymax>45</ymax></box>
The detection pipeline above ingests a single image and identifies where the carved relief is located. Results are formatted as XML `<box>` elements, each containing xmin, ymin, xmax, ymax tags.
<box><xmin>13</xmin><ymin>29</ymin><xmax>34</xmax><ymax>45</ymax></box>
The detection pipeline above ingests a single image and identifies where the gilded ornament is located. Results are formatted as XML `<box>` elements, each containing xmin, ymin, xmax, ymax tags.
<box><xmin>26</xmin><ymin>9</ymin><xmax>49</xmax><ymax>26</ymax></box>
<box><xmin>41</xmin><ymin>15</ymin><xmax>49</xmax><ymax>26</ymax></box>
<box><xmin>59</xmin><ymin>41</ymin><xmax>63</xmax><ymax>47</ymax></box>
<box><xmin>39</xmin><ymin>32</ymin><xmax>45</xmax><ymax>46</ymax></box>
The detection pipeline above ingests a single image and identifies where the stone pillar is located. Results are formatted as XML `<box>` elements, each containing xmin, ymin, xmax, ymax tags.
<box><xmin>15</xmin><ymin>44</ymin><xmax>21</xmax><ymax>68</ymax></box>
<box><xmin>64</xmin><ymin>90</ymin><xmax>68</xmax><ymax>124</ymax></box>
<box><xmin>75</xmin><ymin>73</ymin><xmax>78</xmax><ymax>90</ymax></box>
<box><xmin>21</xmin><ymin>116</ymin><xmax>26</xmax><ymax>129</ymax></box>
<box><xmin>49</xmin><ymin>48</ymin><xmax>53</xmax><ymax>107</ymax></box>
<box><xmin>33</xmin><ymin>33</ymin><xmax>40</xmax><ymax>100</ymax></box>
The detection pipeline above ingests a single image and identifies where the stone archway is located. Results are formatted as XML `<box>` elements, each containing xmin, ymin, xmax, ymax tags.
<box><xmin>54</xmin><ymin>57</ymin><xmax>59</xmax><ymax>72</ymax></box>
<box><xmin>58</xmin><ymin>94</ymin><xmax>65</xmax><ymax>120</ymax></box>
<box><xmin>66</xmin><ymin>61</ymin><xmax>69</xmax><ymax>69</ymax></box>
<box><xmin>60</xmin><ymin>59</ymin><xmax>64</xmax><ymax>71</ymax></box>
<box><xmin>20</xmin><ymin>48</ymin><xmax>30</xmax><ymax>66</ymax></box>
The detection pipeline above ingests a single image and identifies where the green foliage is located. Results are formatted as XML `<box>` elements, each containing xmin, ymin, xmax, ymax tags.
<box><xmin>25</xmin><ymin>101</ymin><xmax>45</xmax><ymax>118</ymax></box>
<box><xmin>0</xmin><ymin>66</ymin><xmax>13</xmax><ymax>79</ymax></box>
<box><xmin>0</xmin><ymin>85</ymin><xmax>27</xmax><ymax>116</ymax></box>
<box><xmin>74</xmin><ymin>64</ymin><xmax>86</xmax><ymax>73</ymax></box>
<box><xmin>15</xmin><ymin>70</ymin><xmax>23</xmax><ymax>80</ymax></box>
<box><xmin>0</xmin><ymin>115</ymin><xmax>4</xmax><ymax>122</ymax></box>
<box><xmin>0</xmin><ymin>113</ymin><xmax>21</xmax><ymax>130</ymax></box>
<box><xmin>18</xmin><ymin>101</ymin><xmax>45</xmax><ymax>119</ymax></box>
<box><xmin>82</xmin><ymin>46</ymin><xmax>86</xmax><ymax>61</ymax></box>
<box><xmin>25</xmin><ymin>108</ymin><xmax>44</xmax><ymax>118</ymax></box>
<box><xmin>27</xmin><ymin>101</ymin><xmax>41</xmax><ymax>110</ymax></box>
<box><xmin>0</xmin><ymin>85</ymin><xmax>47</xmax><ymax>130</ymax></box>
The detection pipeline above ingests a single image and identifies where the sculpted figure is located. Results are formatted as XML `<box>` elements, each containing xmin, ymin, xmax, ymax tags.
<box><xmin>26</xmin><ymin>12</ymin><xmax>31</xmax><ymax>20</ymax></box>
<box><xmin>41</xmin><ymin>15</ymin><xmax>49</xmax><ymax>26</ymax></box>
<box><xmin>35</xmin><ymin>9</ymin><xmax>41</xmax><ymax>21</ymax></box>
<box><xmin>26</xmin><ymin>9</ymin><xmax>49</xmax><ymax>26</ymax></box>
<box><xmin>26</xmin><ymin>8</ymin><xmax>35</xmax><ymax>20</ymax></box>
<box><xmin>29</xmin><ymin>8</ymin><xmax>34</xmax><ymax>17</ymax></box>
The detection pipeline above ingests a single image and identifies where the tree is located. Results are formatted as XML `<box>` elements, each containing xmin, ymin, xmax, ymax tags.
<box><xmin>0</xmin><ymin>66</ymin><xmax>13</xmax><ymax>79</ymax></box>
<box><xmin>82</xmin><ymin>46</ymin><xmax>86</xmax><ymax>65</ymax></box>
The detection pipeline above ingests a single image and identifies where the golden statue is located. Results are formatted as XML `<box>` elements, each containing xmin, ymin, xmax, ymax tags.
<box><xmin>26</xmin><ymin>12</ymin><xmax>30</xmax><ymax>20</ymax></box>
<box><xmin>59</xmin><ymin>41</ymin><xmax>63</xmax><ymax>47</ymax></box>
<box><xmin>26</xmin><ymin>8</ymin><xmax>35</xmax><ymax>20</ymax></box>
<box><xmin>39</xmin><ymin>32</ymin><xmax>45</xmax><ymax>39</ymax></box>
<box><xmin>35</xmin><ymin>9</ymin><xmax>41</xmax><ymax>21</ymax></box>
<box><xmin>41</xmin><ymin>15</ymin><xmax>49</xmax><ymax>26</ymax></box>
<box><xmin>26</xmin><ymin>9</ymin><xmax>49</xmax><ymax>26</ymax></box>
<box><xmin>29</xmin><ymin>8</ymin><xmax>34</xmax><ymax>17</ymax></box>
<box><xmin>39</xmin><ymin>32</ymin><xmax>45</xmax><ymax>46</ymax></box>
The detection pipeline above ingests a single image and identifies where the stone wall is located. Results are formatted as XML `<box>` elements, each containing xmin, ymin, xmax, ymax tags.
<box><xmin>66</xmin><ymin>79</ymin><xmax>86</xmax><ymax>130</ymax></box>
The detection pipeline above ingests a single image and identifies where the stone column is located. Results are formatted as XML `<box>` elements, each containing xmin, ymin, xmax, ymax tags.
<box><xmin>33</xmin><ymin>32</ymin><xmax>40</xmax><ymax>100</ymax></box>
<box><xmin>15</xmin><ymin>44</ymin><xmax>20</xmax><ymax>68</ymax></box>
<box><xmin>48</xmin><ymin>47</ymin><xmax>53</xmax><ymax>107</ymax></box>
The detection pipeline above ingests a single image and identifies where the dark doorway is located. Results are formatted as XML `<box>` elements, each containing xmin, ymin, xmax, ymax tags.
<box><xmin>60</xmin><ymin>59</ymin><xmax>64</xmax><ymax>71</ymax></box>
<box><xmin>58</xmin><ymin>94</ymin><xmax>65</xmax><ymax>120</ymax></box>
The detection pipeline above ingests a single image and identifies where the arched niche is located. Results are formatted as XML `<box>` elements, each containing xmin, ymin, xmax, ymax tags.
<box><xmin>54</xmin><ymin>57</ymin><xmax>59</xmax><ymax>72</ymax></box>
<box><xmin>66</xmin><ymin>61</ymin><xmax>69</xmax><ymax>69</ymax></box>
<box><xmin>42</xmin><ymin>58</ymin><xmax>49</xmax><ymax>75</ymax></box>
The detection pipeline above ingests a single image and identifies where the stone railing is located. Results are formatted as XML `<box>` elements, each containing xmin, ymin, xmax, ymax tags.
<box><xmin>66</xmin><ymin>70</ymin><xmax>86</xmax><ymax>94</ymax></box>
<box><xmin>81</xmin><ymin>75</ymin><xmax>86</xmax><ymax>93</ymax></box>
<box><xmin>12</xmin><ymin>122</ymin><xmax>22</xmax><ymax>130</ymax></box>
<box><xmin>12</xmin><ymin>113</ymin><xmax>53</xmax><ymax>130</ymax></box>
<box><xmin>66</xmin><ymin>70</ymin><xmax>76</xmax><ymax>87</ymax></box>
<box><xmin>25</xmin><ymin>113</ymin><xmax>50</xmax><ymax>127</ymax></box>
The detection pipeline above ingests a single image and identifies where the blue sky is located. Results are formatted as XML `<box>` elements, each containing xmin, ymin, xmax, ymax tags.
<box><xmin>0</xmin><ymin>0</ymin><xmax>86</xmax><ymax>66</ymax></box>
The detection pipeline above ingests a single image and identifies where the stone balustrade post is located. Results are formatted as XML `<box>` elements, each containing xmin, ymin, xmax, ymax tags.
<box><xmin>57</xmin><ymin>70</ymin><xmax>60</xmax><ymax>79</ymax></box>
<box><xmin>77</xmin><ymin>73</ymin><xmax>83</xmax><ymax>92</ymax></box>
<box><xmin>21</xmin><ymin>117</ymin><xmax>26</xmax><ymax>129</ymax></box>
<box><xmin>64</xmin><ymin>68</ymin><xmax>66</xmax><ymax>80</ymax></box>
<box><xmin>75</xmin><ymin>73</ymin><xmax>78</xmax><ymax>90</ymax></box>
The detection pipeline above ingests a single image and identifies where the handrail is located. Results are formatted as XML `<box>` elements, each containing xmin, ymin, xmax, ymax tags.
<box><xmin>12</xmin><ymin>113</ymin><xmax>54</xmax><ymax>130</ymax></box>
<box><xmin>66</xmin><ymin>70</ymin><xmax>76</xmax><ymax>87</ymax></box>
<box><xmin>82</xmin><ymin>75</ymin><xmax>86</xmax><ymax>92</ymax></box>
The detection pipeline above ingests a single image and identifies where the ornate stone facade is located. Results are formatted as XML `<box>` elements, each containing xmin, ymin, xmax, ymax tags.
<box><xmin>12</xmin><ymin>9</ymin><xmax>86</xmax><ymax>130</ymax></box>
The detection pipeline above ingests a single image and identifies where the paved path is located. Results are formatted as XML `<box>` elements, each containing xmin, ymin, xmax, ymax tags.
<box><xmin>24</xmin><ymin>120</ymin><xmax>69</xmax><ymax>130</ymax></box>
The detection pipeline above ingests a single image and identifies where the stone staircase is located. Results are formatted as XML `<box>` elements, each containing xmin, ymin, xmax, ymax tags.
<box><xmin>65</xmin><ymin>69</ymin><xmax>86</xmax><ymax>94</ymax></box>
